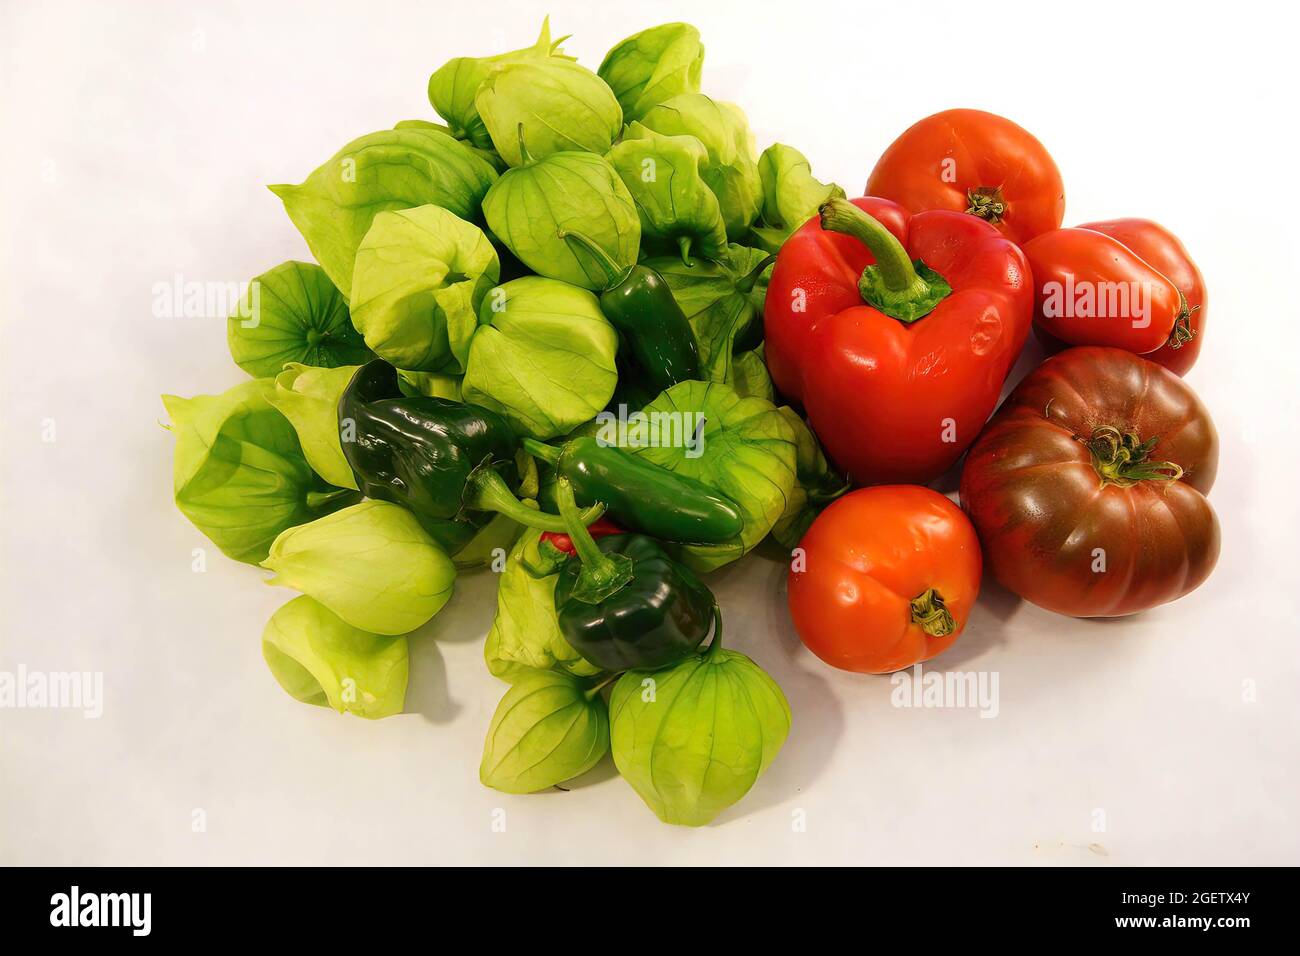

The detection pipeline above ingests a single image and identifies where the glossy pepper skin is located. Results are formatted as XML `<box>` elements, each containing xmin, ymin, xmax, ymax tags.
<box><xmin>555</xmin><ymin>534</ymin><xmax>715</xmax><ymax>672</ymax></box>
<box><xmin>561</xmin><ymin>230</ymin><xmax>701</xmax><ymax>398</ymax></box>
<box><xmin>338</xmin><ymin>360</ymin><xmax>581</xmax><ymax>553</ymax></box>
<box><xmin>523</xmin><ymin>436</ymin><xmax>743</xmax><ymax>544</ymax></box>
<box><xmin>865</xmin><ymin>109</ymin><xmax>1065</xmax><ymax>245</ymax></box>
<box><xmin>547</xmin><ymin>478</ymin><xmax>717</xmax><ymax>672</ymax></box>
<box><xmin>764</xmin><ymin>197</ymin><xmax>1033</xmax><ymax>486</ymax></box>
<box><xmin>1033</xmin><ymin>219</ymin><xmax>1206</xmax><ymax>376</ymax></box>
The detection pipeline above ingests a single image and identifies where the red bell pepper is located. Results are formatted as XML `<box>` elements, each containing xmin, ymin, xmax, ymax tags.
<box><xmin>1030</xmin><ymin>219</ymin><xmax>1205</xmax><ymax>376</ymax></box>
<box><xmin>764</xmin><ymin>197</ymin><xmax>1033</xmax><ymax>486</ymax></box>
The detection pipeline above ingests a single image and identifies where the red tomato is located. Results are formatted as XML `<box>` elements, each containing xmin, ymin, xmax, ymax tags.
<box><xmin>1032</xmin><ymin>219</ymin><xmax>1207</xmax><ymax>376</ymax></box>
<box><xmin>787</xmin><ymin>486</ymin><xmax>982</xmax><ymax>674</ymax></box>
<box><xmin>1023</xmin><ymin>227</ymin><xmax>1184</xmax><ymax>354</ymax></box>
<box><xmin>960</xmin><ymin>347</ymin><xmax>1219</xmax><ymax>617</ymax></box>
<box><xmin>865</xmin><ymin>109</ymin><xmax>1065</xmax><ymax>244</ymax></box>
<box><xmin>1076</xmin><ymin>219</ymin><xmax>1206</xmax><ymax>376</ymax></box>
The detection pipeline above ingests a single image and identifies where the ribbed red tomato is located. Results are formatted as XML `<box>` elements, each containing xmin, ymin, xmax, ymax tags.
<box><xmin>960</xmin><ymin>347</ymin><xmax>1219</xmax><ymax>617</ymax></box>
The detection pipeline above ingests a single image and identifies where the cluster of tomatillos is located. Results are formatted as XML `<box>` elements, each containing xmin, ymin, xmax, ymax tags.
<box><xmin>165</xmin><ymin>21</ymin><xmax>848</xmax><ymax>827</ymax></box>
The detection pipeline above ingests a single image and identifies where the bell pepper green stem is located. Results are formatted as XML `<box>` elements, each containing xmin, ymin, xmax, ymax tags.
<box><xmin>910</xmin><ymin>588</ymin><xmax>956</xmax><ymax>638</ymax></box>
<box><xmin>736</xmin><ymin>254</ymin><xmax>777</xmax><ymax>294</ymax></box>
<box><xmin>1083</xmin><ymin>426</ymin><xmax>1184</xmax><ymax>488</ymax></box>
<box><xmin>555</xmin><ymin>477</ymin><xmax>633</xmax><ymax>603</ymax></box>
<box><xmin>818</xmin><ymin>197</ymin><xmax>951</xmax><ymax>325</ymax></box>
<box><xmin>820</xmin><ymin>198</ymin><xmax>916</xmax><ymax>291</ymax></box>
<box><xmin>558</xmin><ymin>229</ymin><xmax>630</xmax><ymax>290</ymax></box>
<box><xmin>466</xmin><ymin>468</ymin><xmax>603</xmax><ymax>532</ymax></box>
<box><xmin>520</xmin><ymin>437</ymin><xmax>561</xmax><ymax>466</ymax></box>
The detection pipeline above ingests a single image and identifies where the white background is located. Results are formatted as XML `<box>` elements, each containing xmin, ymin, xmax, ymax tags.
<box><xmin>2</xmin><ymin>0</ymin><xmax>1297</xmax><ymax>865</ymax></box>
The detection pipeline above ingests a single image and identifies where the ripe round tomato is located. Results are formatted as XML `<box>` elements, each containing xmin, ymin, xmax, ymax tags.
<box><xmin>960</xmin><ymin>347</ymin><xmax>1219</xmax><ymax>617</ymax></box>
<box><xmin>865</xmin><ymin>109</ymin><xmax>1065</xmax><ymax>245</ymax></box>
<box><xmin>787</xmin><ymin>486</ymin><xmax>982</xmax><ymax>674</ymax></box>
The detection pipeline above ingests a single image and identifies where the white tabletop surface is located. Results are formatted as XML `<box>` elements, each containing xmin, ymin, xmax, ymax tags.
<box><xmin>2</xmin><ymin>0</ymin><xmax>1297</xmax><ymax>866</ymax></box>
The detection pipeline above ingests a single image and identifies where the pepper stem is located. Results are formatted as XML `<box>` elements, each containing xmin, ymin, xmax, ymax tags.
<box><xmin>910</xmin><ymin>588</ymin><xmax>956</xmax><ymax>637</ymax></box>
<box><xmin>520</xmin><ymin>437</ymin><xmax>562</xmax><ymax>466</ymax></box>
<box><xmin>1082</xmin><ymin>426</ymin><xmax>1184</xmax><ymax>488</ymax></box>
<box><xmin>818</xmin><ymin>197</ymin><xmax>951</xmax><ymax>325</ymax></box>
<box><xmin>558</xmin><ymin>229</ymin><xmax>629</xmax><ymax>291</ymax></box>
<box><xmin>556</xmin><ymin>477</ymin><xmax>633</xmax><ymax>604</ymax></box>
<box><xmin>465</xmin><ymin>467</ymin><xmax>602</xmax><ymax>532</ymax></box>
<box><xmin>736</xmin><ymin>254</ymin><xmax>777</xmax><ymax>294</ymax></box>
<box><xmin>704</xmin><ymin>604</ymin><xmax>724</xmax><ymax>659</ymax></box>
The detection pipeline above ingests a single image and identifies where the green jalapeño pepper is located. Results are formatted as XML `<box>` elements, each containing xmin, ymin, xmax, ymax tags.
<box><xmin>552</xmin><ymin>479</ymin><xmax>716</xmax><ymax>672</ymax></box>
<box><xmin>559</xmin><ymin>229</ymin><xmax>701</xmax><ymax>398</ymax></box>
<box><xmin>338</xmin><ymin>360</ymin><xmax>598</xmax><ymax>553</ymax></box>
<box><xmin>522</xmin><ymin>435</ymin><xmax>743</xmax><ymax>545</ymax></box>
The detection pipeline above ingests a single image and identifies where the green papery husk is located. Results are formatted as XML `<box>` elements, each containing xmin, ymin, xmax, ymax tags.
<box><xmin>482</xmin><ymin>151</ymin><xmax>640</xmax><ymax>290</ymax></box>
<box><xmin>597</xmin><ymin>22</ymin><xmax>704</xmax><ymax>123</ymax></box>
<box><xmin>749</xmin><ymin>142</ymin><xmax>846</xmax><ymax>253</ymax></box>
<box><xmin>349</xmin><ymin>204</ymin><xmax>500</xmax><ymax>373</ymax></box>
<box><xmin>226</xmin><ymin>261</ymin><xmax>373</xmax><ymax>378</ymax></box>
<box><xmin>637</xmin><ymin>93</ymin><xmax>762</xmax><ymax>241</ymax></box>
<box><xmin>428</xmin><ymin>18</ymin><xmax>573</xmax><ymax>151</ymax></box>
<box><xmin>607</xmin><ymin>124</ymin><xmax>727</xmax><ymax>263</ymax></box>
<box><xmin>262</xmin><ymin>595</ymin><xmax>408</xmax><ymax>719</ymax></box>
<box><xmin>162</xmin><ymin>378</ymin><xmax>357</xmax><ymax>565</ymax></box>
<box><xmin>269</xmin><ymin>126</ymin><xmax>497</xmax><ymax>294</ymax></box>
<box><xmin>461</xmin><ymin>276</ymin><xmax>619</xmax><ymax>439</ymax></box>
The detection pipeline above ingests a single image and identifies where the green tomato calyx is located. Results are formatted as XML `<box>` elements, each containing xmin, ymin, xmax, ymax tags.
<box><xmin>1082</xmin><ymin>426</ymin><xmax>1184</xmax><ymax>488</ymax></box>
<box><xmin>965</xmin><ymin>186</ymin><xmax>1007</xmax><ymax>224</ymax></box>
<box><xmin>909</xmin><ymin>588</ymin><xmax>956</xmax><ymax>638</ymax></box>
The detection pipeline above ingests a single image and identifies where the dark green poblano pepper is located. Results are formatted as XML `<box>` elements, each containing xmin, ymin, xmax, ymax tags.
<box><xmin>552</xmin><ymin>478</ymin><xmax>716</xmax><ymax>672</ymax></box>
<box><xmin>338</xmin><ymin>360</ymin><xmax>595</xmax><ymax>553</ymax></box>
